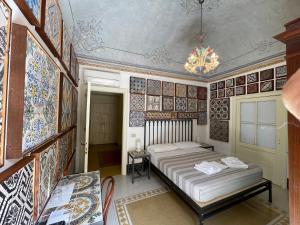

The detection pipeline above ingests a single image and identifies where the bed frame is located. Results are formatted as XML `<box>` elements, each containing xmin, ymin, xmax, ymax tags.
<box><xmin>144</xmin><ymin>119</ymin><xmax>272</xmax><ymax>225</ymax></box>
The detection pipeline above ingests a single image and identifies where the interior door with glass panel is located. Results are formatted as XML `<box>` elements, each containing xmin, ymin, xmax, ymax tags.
<box><xmin>235</xmin><ymin>95</ymin><xmax>288</xmax><ymax>187</ymax></box>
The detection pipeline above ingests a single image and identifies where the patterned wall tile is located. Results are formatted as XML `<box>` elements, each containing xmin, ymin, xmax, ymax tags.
<box><xmin>129</xmin><ymin>111</ymin><xmax>144</xmax><ymax>127</ymax></box>
<box><xmin>146</xmin><ymin>95</ymin><xmax>160</xmax><ymax>111</ymax></box>
<box><xmin>175</xmin><ymin>97</ymin><xmax>187</xmax><ymax>112</ymax></box>
<box><xmin>130</xmin><ymin>94</ymin><xmax>145</xmax><ymax>111</ymax></box>
<box><xmin>210</xmin><ymin>91</ymin><xmax>217</xmax><ymax>99</ymax></box>
<box><xmin>0</xmin><ymin>159</ymin><xmax>34</xmax><ymax>225</ymax></box>
<box><xmin>145</xmin><ymin>111</ymin><xmax>177</xmax><ymax>120</ymax></box>
<box><xmin>61</xmin><ymin>76</ymin><xmax>72</xmax><ymax>131</ymax></box>
<box><xmin>247</xmin><ymin>83</ymin><xmax>259</xmax><ymax>94</ymax></box>
<box><xmin>218</xmin><ymin>89</ymin><xmax>225</xmax><ymax>98</ymax></box>
<box><xmin>197</xmin><ymin>112</ymin><xmax>207</xmax><ymax>125</ymax></box>
<box><xmin>130</xmin><ymin>77</ymin><xmax>146</xmax><ymax>94</ymax></box>
<box><xmin>177</xmin><ymin>112</ymin><xmax>198</xmax><ymax>119</ymax></box>
<box><xmin>187</xmin><ymin>85</ymin><xmax>197</xmax><ymax>98</ymax></box>
<box><xmin>147</xmin><ymin>79</ymin><xmax>161</xmax><ymax>96</ymax></box>
<box><xmin>197</xmin><ymin>87</ymin><xmax>207</xmax><ymax>100</ymax></box>
<box><xmin>275</xmin><ymin>65</ymin><xmax>287</xmax><ymax>78</ymax></box>
<box><xmin>162</xmin><ymin>96</ymin><xmax>174</xmax><ymax>111</ymax></box>
<box><xmin>260</xmin><ymin>80</ymin><xmax>274</xmax><ymax>92</ymax></box>
<box><xmin>217</xmin><ymin>80</ymin><xmax>225</xmax><ymax>89</ymax></box>
<box><xmin>236</xmin><ymin>76</ymin><xmax>246</xmax><ymax>86</ymax></box>
<box><xmin>187</xmin><ymin>99</ymin><xmax>197</xmax><ymax>112</ymax></box>
<box><xmin>210</xmin><ymin>98</ymin><xmax>230</xmax><ymax>120</ymax></box>
<box><xmin>62</xmin><ymin>24</ymin><xmax>71</xmax><ymax>70</ymax></box>
<box><xmin>225</xmin><ymin>78</ymin><xmax>235</xmax><ymax>88</ymax></box>
<box><xmin>260</xmin><ymin>69</ymin><xmax>274</xmax><ymax>81</ymax></box>
<box><xmin>210</xmin><ymin>120</ymin><xmax>229</xmax><ymax>142</ymax></box>
<box><xmin>247</xmin><ymin>72</ymin><xmax>259</xmax><ymax>84</ymax></box>
<box><xmin>236</xmin><ymin>86</ymin><xmax>246</xmax><ymax>96</ymax></box>
<box><xmin>23</xmin><ymin>32</ymin><xmax>59</xmax><ymax>152</ymax></box>
<box><xmin>70</xmin><ymin>46</ymin><xmax>76</xmax><ymax>80</ymax></box>
<box><xmin>198</xmin><ymin>100</ymin><xmax>207</xmax><ymax>112</ymax></box>
<box><xmin>24</xmin><ymin>0</ymin><xmax>41</xmax><ymax>23</ymax></box>
<box><xmin>175</xmin><ymin>83</ymin><xmax>187</xmax><ymax>97</ymax></box>
<box><xmin>59</xmin><ymin>133</ymin><xmax>69</xmax><ymax>177</ymax></box>
<box><xmin>162</xmin><ymin>81</ymin><xmax>175</xmax><ymax>96</ymax></box>
<box><xmin>276</xmin><ymin>78</ymin><xmax>287</xmax><ymax>90</ymax></box>
<box><xmin>210</xmin><ymin>83</ymin><xmax>217</xmax><ymax>91</ymax></box>
<box><xmin>225</xmin><ymin>88</ymin><xmax>235</xmax><ymax>97</ymax></box>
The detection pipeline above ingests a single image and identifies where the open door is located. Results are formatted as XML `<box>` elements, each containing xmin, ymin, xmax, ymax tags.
<box><xmin>84</xmin><ymin>82</ymin><xmax>91</xmax><ymax>173</ymax></box>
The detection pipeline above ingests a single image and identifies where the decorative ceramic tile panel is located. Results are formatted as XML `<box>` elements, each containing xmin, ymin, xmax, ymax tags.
<box><xmin>210</xmin><ymin>91</ymin><xmax>217</xmax><ymax>99</ymax></box>
<box><xmin>197</xmin><ymin>87</ymin><xmax>207</xmax><ymax>100</ymax></box>
<box><xmin>210</xmin><ymin>120</ymin><xmax>229</xmax><ymax>142</ymax></box>
<box><xmin>177</xmin><ymin>112</ymin><xmax>198</xmax><ymax>119</ymax></box>
<box><xmin>260</xmin><ymin>80</ymin><xmax>274</xmax><ymax>92</ymax></box>
<box><xmin>217</xmin><ymin>80</ymin><xmax>225</xmax><ymax>89</ymax></box>
<box><xmin>198</xmin><ymin>100</ymin><xmax>207</xmax><ymax>112</ymax></box>
<box><xmin>22</xmin><ymin>32</ymin><xmax>60</xmax><ymax>152</ymax></box>
<box><xmin>145</xmin><ymin>111</ymin><xmax>177</xmax><ymax>120</ymax></box>
<box><xmin>197</xmin><ymin>112</ymin><xmax>207</xmax><ymax>125</ymax></box>
<box><xmin>162</xmin><ymin>96</ymin><xmax>174</xmax><ymax>111</ymax></box>
<box><xmin>147</xmin><ymin>79</ymin><xmax>161</xmax><ymax>96</ymax></box>
<box><xmin>187</xmin><ymin>99</ymin><xmax>197</xmax><ymax>112</ymax></box>
<box><xmin>130</xmin><ymin>77</ymin><xmax>146</xmax><ymax>94</ymax></box>
<box><xmin>72</xmin><ymin>89</ymin><xmax>78</xmax><ymax>125</ymax></box>
<box><xmin>129</xmin><ymin>111</ymin><xmax>144</xmax><ymax>127</ymax></box>
<box><xmin>210</xmin><ymin>83</ymin><xmax>217</xmax><ymax>91</ymax></box>
<box><xmin>70</xmin><ymin>46</ymin><xmax>76</xmax><ymax>80</ymax></box>
<box><xmin>38</xmin><ymin>143</ymin><xmax>58</xmax><ymax>216</ymax></box>
<box><xmin>187</xmin><ymin>85</ymin><xmax>197</xmax><ymax>98</ymax></box>
<box><xmin>61</xmin><ymin>76</ymin><xmax>72</xmax><ymax>131</ymax></box>
<box><xmin>275</xmin><ymin>65</ymin><xmax>287</xmax><ymax>78</ymax></box>
<box><xmin>247</xmin><ymin>83</ymin><xmax>259</xmax><ymax>94</ymax></box>
<box><xmin>130</xmin><ymin>94</ymin><xmax>145</xmax><ymax>111</ymax></box>
<box><xmin>225</xmin><ymin>78</ymin><xmax>235</xmax><ymax>88</ymax></box>
<box><xmin>218</xmin><ymin>89</ymin><xmax>225</xmax><ymax>98</ymax></box>
<box><xmin>276</xmin><ymin>78</ymin><xmax>287</xmax><ymax>90</ymax></box>
<box><xmin>225</xmin><ymin>88</ymin><xmax>235</xmax><ymax>97</ymax></box>
<box><xmin>59</xmin><ymin>134</ymin><xmax>69</xmax><ymax>177</ymax></box>
<box><xmin>247</xmin><ymin>72</ymin><xmax>259</xmax><ymax>83</ymax></box>
<box><xmin>162</xmin><ymin>81</ymin><xmax>175</xmax><ymax>96</ymax></box>
<box><xmin>175</xmin><ymin>97</ymin><xmax>187</xmax><ymax>112</ymax></box>
<box><xmin>210</xmin><ymin>98</ymin><xmax>230</xmax><ymax>120</ymax></box>
<box><xmin>175</xmin><ymin>83</ymin><xmax>187</xmax><ymax>97</ymax></box>
<box><xmin>24</xmin><ymin>0</ymin><xmax>41</xmax><ymax>23</ymax></box>
<box><xmin>260</xmin><ymin>69</ymin><xmax>274</xmax><ymax>81</ymax></box>
<box><xmin>62</xmin><ymin>24</ymin><xmax>71</xmax><ymax>70</ymax></box>
<box><xmin>236</xmin><ymin>86</ymin><xmax>246</xmax><ymax>95</ymax></box>
<box><xmin>44</xmin><ymin>0</ymin><xmax>62</xmax><ymax>54</ymax></box>
<box><xmin>146</xmin><ymin>95</ymin><xmax>160</xmax><ymax>111</ymax></box>
<box><xmin>236</xmin><ymin>76</ymin><xmax>246</xmax><ymax>86</ymax></box>
<box><xmin>0</xmin><ymin>159</ymin><xmax>34</xmax><ymax>225</ymax></box>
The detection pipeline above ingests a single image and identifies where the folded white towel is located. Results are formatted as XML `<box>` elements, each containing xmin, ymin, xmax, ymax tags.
<box><xmin>221</xmin><ymin>157</ymin><xmax>248</xmax><ymax>169</ymax></box>
<box><xmin>194</xmin><ymin>161</ymin><xmax>228</xmax><ymax>175</ymax></box>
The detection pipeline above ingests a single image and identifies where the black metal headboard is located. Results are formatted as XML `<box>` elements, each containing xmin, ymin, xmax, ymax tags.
<box><xmin>144</xmin><ymin>119</ymin><xmax>193</xmax><ymax>150</ymax></box>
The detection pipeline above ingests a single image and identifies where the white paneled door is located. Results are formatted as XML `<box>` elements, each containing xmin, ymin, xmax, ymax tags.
<box><xmin>235</xmin><ymin>94</ymin><xmax>288</xmax><ymax>187</ymax></box>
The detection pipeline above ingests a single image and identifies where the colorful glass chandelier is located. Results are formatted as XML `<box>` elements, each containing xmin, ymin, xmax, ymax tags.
<box><xmin>184</xmin><ymin>0</ymin><xmax>219</xmax><ymax>74</ymax></box>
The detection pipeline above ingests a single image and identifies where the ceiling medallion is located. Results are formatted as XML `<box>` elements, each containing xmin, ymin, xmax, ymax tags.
<box><xmin>184</xmin><ymin>0</ymin><xmax>219</xmax><ymax>75</ymax></box>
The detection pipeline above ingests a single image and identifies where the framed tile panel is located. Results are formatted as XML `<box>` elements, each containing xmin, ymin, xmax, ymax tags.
<box><xmin>187</xmin><ymin>99</ymin><xmax>197</xmax><ymax>112</ymax></box>
<box><xmin>236</xmin><ymin>86</ymin><xmax>246</xmax><ymax>96</ymax></box>
<box><xmin>276</xmin><ymin>78</ymin><xmax>287</xmax><ymax>90</ymax></box>
<box><xmin>175</xmin><ymin>97</ymin><xmax>187</xmax><ymax>112</ymax></box>
<box><xmin>275</xmin><ymin>65</ymin><xmax>287</xmax><ymax>78</ymax></box>
<box><xmin>236</xmin><ymin>76</ymin><xmax>246</xmax><ymax>86</ymax></box>
<box><xmin>187</xmin><ymin>85</ymin><xmax>197</xmax><ymax>98</ymax></box>
<box><xmin>162</xmin><ymin>81</ymin><xmax>175</xmax><ymax>96</ymax></box>
<box><xmin>129</xmin><ymin>111</ymin><xmax>144</xmax><ymax>127</ymax></box>
<box><xmin>175</xmin><ymin>83</ymin><xmax>187</xmax><ymax>97</ymax></box>
<box><xmin>162</xmin><ymin>96</ymin><xmax>174</xmax><ymax>111</ymax></box>
<box><xmin>247</xmin><ymin>72</ymin><xmax>258</xmax><ymax>84</ymax></box>
<box><xmin>225</xmin><ymin>78</ymin><xmax>235</xmax><ymax>88</ymax></box>
<box><xmin>130</xmin><ymin>94</ymin><xmax>145</xmax><ymax>111</ymax></box>
<box><xmin>60</xmin><ymin>74</ymin><xmax>73</xmax><ymax>131</ymax></box>
<box><xmin>147</xmin><ymin>79</ymin><xmax>161</xmax><ymax>96</ymax></box>
<box><xmin>197</xmin><ymin>86</ymin><xmax>207</xmax><ymax>100</ymax></box>
<box><xmin>260</xmin><ymin>80</ymin><xmax>274</xmax><ymax>92</ymax></box>
<box><xmin>62</xmin><ymin>23</ymin><xmax>71</xmax><ymax>72</ymax></box>
<box><xmin>225</xmin><ymin>88</ymin><xmax>235</xmax><ymax>97</ymax></box>
<box><xmin>210</xmin><ymin>98</ymin><xmax>230</xmax><ymax>120</ymax></box>
<box><xmin>260</xmin><ymin>68</ymin><xmax>274</xmax><ymax>81</ymax></box>
<box><xmin>210</xmin><ymin>83</ymin><xmax>217</xmax><ymax>91</ymax></box>
<box><xmin>247</xmin><ymin>83</ymin><xmax>259</xmax><ymax>94</ymax></box>
<box><xmin>210</xmin><ymin>120</ymin><xmax>229</xmax><ymax>142</ymax></box>
<box><xmin>14</xmin><ymin>0</ymin><xmax>42</xmax><ymax>27</ymax></box>
<box><xmin>130</xmin><ymin>77</ymin><xmax>146</xmax><ymax>94</ymax></box>
<box><xmin>218</xmin><ymin>89</ymin><xmax>225</xmax><ymax>98</ymax></box>
<box><xmin>146</xmin><ymin>95</ymin><xmax>160</xmax><ymax>111</ymax></box>
<box><xmin>217</xmin><ymin>80</ymin><xmax>225</xmax><ymax>89</ymax></box>
<box><xmin>197</xmin><ymin>100</ymin><xmax>207</xmax><ymax>112</ymax></box>
<box><xmin>197</xmin><ymin>112</ymin><xmax>207</xmax><ymax>125</ymax></box>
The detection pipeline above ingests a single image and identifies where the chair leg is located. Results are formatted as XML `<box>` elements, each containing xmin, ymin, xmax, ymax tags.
<box><xmin>268</xmin><ymin>182</ymin><xmax>273</xmax><ymax>203</ymax></box>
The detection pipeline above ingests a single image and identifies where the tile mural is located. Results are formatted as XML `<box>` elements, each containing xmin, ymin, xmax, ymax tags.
<box><xmin>210</xmin><ymin>98</ymin><xmax>230</xmax><ymax>120</ymax></box>
<box><xmin>210</xmin><ymin>120</ymin><xmax>229</xmax><ymax>142</ymax></box>
<box><xmin>61</xmin><ymin>76</ymin><xmax>72</xmax><ymax>131</ymax></box>
<box><xmin>62</xmin><ymin>24</ymin><xmax>71</xmax><ymax>70</ymax></box>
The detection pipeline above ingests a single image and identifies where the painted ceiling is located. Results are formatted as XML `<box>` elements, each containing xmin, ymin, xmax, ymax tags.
<box><xmin>59</xmin><ymin>0</ymin><xmax>300</xmax><ymax>80</ymax></box>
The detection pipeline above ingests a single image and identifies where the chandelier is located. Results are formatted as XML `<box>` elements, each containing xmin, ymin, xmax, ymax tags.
<box><xmin>184</xmin><ymin>0</ymin><xmax>219</xmax><ymax>74</ymax></box>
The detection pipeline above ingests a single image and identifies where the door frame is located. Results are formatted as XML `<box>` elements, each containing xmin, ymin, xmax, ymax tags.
<box><xmin>84</xmin><ymin>82</ymin><xmax>129</xmax><ymax>175</ymax></box>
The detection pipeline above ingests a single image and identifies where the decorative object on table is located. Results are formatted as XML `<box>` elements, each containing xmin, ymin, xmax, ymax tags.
<box><xmin>197</xmin><ymin>111</ymin><xmax>207</xmax><ymax>125</ymax></box>
<box><xmin>62</xmin><ymin>23</ymin><xmax>71</xmax><ymax>71</ymax></box>
<box><xmin>235</xmin><ymin>86</ymin><xmax>246</xmax><ymax>95</ymax></box>
<box><xmin>275</xmin><ymin>65</ymin><xmax>287</xmax><ymax>78</ymax></box>
<box><xmin>218</xmin><ymin>89</ymin><xmax>225</xmax><ymax>98</ymax></box>
<box><xmin>136</xmin><ymin>139</ymin><xmax>142</xmax><ymax>152</ymax></box>
<box><xmin>197</xmin><ymin>100</ymin><xmax>207</xmax><ymax>112</ymax></box>
<box><xmin>162</xmin><ymin>96</ymin><xmax>174</xmax><ymax>111</ymax></box>
<box><xmin>147</xmin><ymin>79</ymin><xmax>161</xmax><ymax>96</ymax></box>
<box><xmin>175</xmin><ymin>97</ymin><xmax>187</xmax><ymax>112</ymax></box>
<box><xmin>146</xmin><ymin>95</ymin><xmax>160</xmax><ymax>111</ymax></box>
<box><xmin>247</xmin><ymin>83</ymin><xmax>259</xmax><ymax>94</ymax></box>
<box><xmin>210</xmin><ymin>83</ymin><xmax>217</xmax><ymax>91</ymax></box>
<box><xmin>236</xmin><ymin>76</ymin><xmax>246</xmax><ymax>86</ymax></box>
<box><xmin>128</xmin><ymin>150</ymin><xmax>151</xmax><ymax>184</ymax></box>
<box><xmin>210</xmin><ymin>120</ymin><xmax>229</xmax><ymax>142</ymax></box>
<box><xmin>129</xmin><ymin>111</ymin><xmax>145</xmax><ymax>127</ymax></box>
<box><xmin>130</xmin><ymin>77</ymin><xmax>146</xmax><ymax>94</ymax></box>
<box><xmin>225</xmin><ymin>88</ymin><xmax>235</xmax><ymax>97</ymax></box>
<box><xmin>276</xmin><ymin>78</ymin><xmax>287</xmax><ymax>90</ymax></box>
<box><xmin>145</xmin><ymin>111</ymin><xmax>177</xmax><ymax>120</ymax></box>
<box><xmin>187</xmin><ymin>98</ymin><xmax>197</xmax><ymax>112</ymax></box>
<box><xmin>210</xmin><ymin>98</ymin><xmax>230</xmax><ymax>120</ymax></box>
<box><xmin>210</xmin><ymin>91</ymin><xmax>217</xmax><ymax>99</ymax></box>
<box><xmin>14</xmin><ymin>0</ymin><xmax>42</xmax><ymax>26</ymax></box>
<box><xmin>260</xmin><ymin>80</ymin><xmax>274</xmax><ymax>92</ymax></box>
<box><xmin>184</xmin><ymin>0</ymin><xmax>219</xmax><ymax>75</ymax></box>
<box><xmin>247</xmin><ymin>72</ymin><xmax>259</xmax><ymax>83</ymax></box>
<box><xmin>175</xmin><ymin>83</ymin><xmax>187</xmax><ymax>97</ymax></box>
<box><xmin>197</xmin><ymin>86</ymin><xmax>207</xmax><ymax>100</ymax></box>
<box><xmin>0</xmin><ymin>0</ymin><xmax>11</xmax><ymax>167</ymax></box>
<box><xmin>130</xmin><ymin>94</ymin><xmax>145</xmax><ymax>111</ymax></box>
<box><xmin>217</xmin><ymin>80</ymin><xmax>225</xmax><ymax>89</ymax></box>
<box><xmin>260</xmin><ymin>68</ymin><xmax>274</xmax><ymax>81</ymax></box>
<box><xmin>225</xmin><ymin>78</ymin><xmax>235</xmax><ymax>88</ymax></box>
<box><xmin>187</xmin><ymin>85</ymin><xmax>198</xmax><ymax>98</ymax></box>
<box><xmin>162</xmin><ymin>81</ymin><xmax>175</xmax><ymax>96</ymax></box>
<box><xmin>61</xmin><ymin>74</ymin><xmax>73</xmax><ymax>131</ymax></box>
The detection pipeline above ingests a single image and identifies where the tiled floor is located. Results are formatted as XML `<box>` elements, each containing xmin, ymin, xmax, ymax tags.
<box><xmin>106</xmin><ymin>173</ymin><xmax>289</xmax><ymax>225</ymax></box>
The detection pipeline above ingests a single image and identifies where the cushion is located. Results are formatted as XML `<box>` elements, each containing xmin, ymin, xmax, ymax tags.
<box><xmin>147</xmin><ymin>144</ymin><xmax>178</xmax><ymax>153</ymax></box>
<box><xmin>174</xmin><ymin>142</ymin><xmax>201</xmax><ymax>149</ymax></box>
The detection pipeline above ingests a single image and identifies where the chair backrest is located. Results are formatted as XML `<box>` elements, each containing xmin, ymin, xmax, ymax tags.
<box><xmin>101</xmin><ymin>176</ymin><xmax>115</xmax><ymax>224</ymax></box>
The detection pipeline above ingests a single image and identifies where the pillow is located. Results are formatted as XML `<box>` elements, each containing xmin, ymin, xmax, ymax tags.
<box><xmin>174</xmin><ymin>142</ymin><xmax>201</xmax><ymax>149</ymax></box>
<box><xmin>147</xmin><ymin>144</ymin><xmax>178</xmax><ymax>153</ymax></box>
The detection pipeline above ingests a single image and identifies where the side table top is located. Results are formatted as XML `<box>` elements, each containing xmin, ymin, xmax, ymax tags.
<box><xmin>128</xmin><ymin>150</ymin><xmax>150</xmax><ymax>158</ymax></box>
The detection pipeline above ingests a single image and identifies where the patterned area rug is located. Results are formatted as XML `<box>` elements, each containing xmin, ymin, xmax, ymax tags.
<box><xmin>115</xmin><ymin>187</ymin><xmax>289</xmax><ymax>225</ymax></box>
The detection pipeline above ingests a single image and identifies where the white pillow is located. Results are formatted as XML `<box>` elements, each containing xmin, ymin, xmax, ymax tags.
<box><xmin>174</xmin><ymin>142</ymin><xmax>201</xmax><ymax>149</ymax></box>
<box><xmin>147</xmin><ymin>144</ymin><xmax>178</xmax><ymax>153</ymax></box>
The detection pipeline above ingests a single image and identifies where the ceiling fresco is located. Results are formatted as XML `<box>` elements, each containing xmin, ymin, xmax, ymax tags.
<box><xmin>59</xmin><ymin>0</ymin><xmax>300</xmax><ymax>79</ymax></box>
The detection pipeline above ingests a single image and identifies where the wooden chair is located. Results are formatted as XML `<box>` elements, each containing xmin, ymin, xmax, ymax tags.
<box><xmin>101</xmin><ymin>176</ymin><xmax>115</xmax><ymax>224</ymax></box>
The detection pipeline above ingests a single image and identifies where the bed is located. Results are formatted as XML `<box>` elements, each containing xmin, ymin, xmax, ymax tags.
<box><xmin>144</xmin><ymin>119</ymin><xmax>272</xmax><ymax>225</ymax></box>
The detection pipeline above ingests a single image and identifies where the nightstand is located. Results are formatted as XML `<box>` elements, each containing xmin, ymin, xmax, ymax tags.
<box><xmin>127</xmin><ymin>150</ymin><xmax>151</xmax><ymax>184</ymax></box>
<box><xmin>200</xmin><ymin>143</ymin><xmax>214</xmax><ymax>151</ymax></box>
